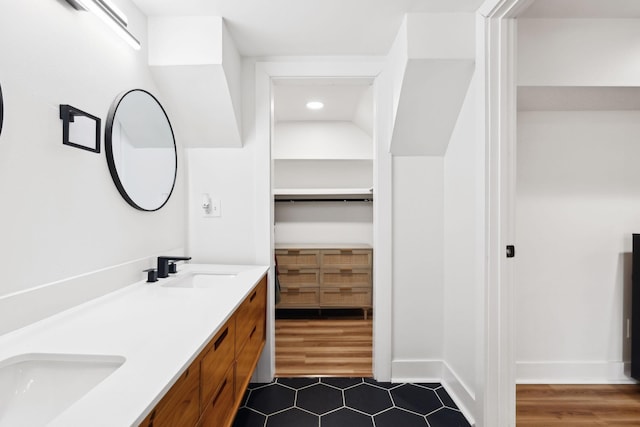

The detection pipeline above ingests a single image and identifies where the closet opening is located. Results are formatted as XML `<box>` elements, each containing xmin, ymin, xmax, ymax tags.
<box><xmin>271</xmin><ymin>77</ymin><xmax>374</xmax><ymax>377</ymax></box>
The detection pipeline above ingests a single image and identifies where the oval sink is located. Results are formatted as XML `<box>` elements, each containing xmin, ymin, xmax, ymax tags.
<box><xmin>162</xmin><ymin>272</ymin><xmax>238</xmax><ymax>289</ymax></box>
<box><xmin>0</xmin><ymin>353</ymin><xmax>125</xmax><ymax>426</ymax></box>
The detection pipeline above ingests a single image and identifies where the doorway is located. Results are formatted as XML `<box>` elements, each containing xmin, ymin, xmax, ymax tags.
<box><xmin>481</xmin><ymin>0</ymin><xmax>640</xmax><ymax>424</ymax></box>
<box><xmin>253</xmin><ymin>60</ymin><xmax>391</xmax><ymax>383</ymax></box>
<box><xmin>271</xmin><ymin>77</ymin><xmax>374</xmax><ymax>377</ymax></box>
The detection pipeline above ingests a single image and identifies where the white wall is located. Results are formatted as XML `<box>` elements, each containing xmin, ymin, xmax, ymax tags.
<box><xmin>518</xmin><ymin>19</ymin><xmax>640</xmax><ymax>86</ymax></box>
<box><xmin>443</xmin><ymin>73</ymin><xmax>479</xmax><ymax>411</ymax></box>
<box><xmin>391</xmin><ymin>156</ymin><xmax>444</xmax><ymax>379</ymax></box>
<box><xmin>186</xmin><ymin>147</ymin><xmax>258</xmax><ymax>264</ymax></box>
<box><xmin>273</xmin><ymin>121</ymin><xmax>372</xmax><ymax>160</ymax></box>
<box><xmin>515</xmin><ymin>110</ymin><xmax>639</xmax><ymax>383</ymax></box>
<box><xmin>0</xmin><ymin>1</ymin><xmax>186</xmax><ymax>333</ymax></box>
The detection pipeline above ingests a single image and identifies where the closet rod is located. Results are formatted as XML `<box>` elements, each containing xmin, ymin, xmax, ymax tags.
<box><xmin>274</xmin><ymin>198</ymin><xmax>373</xmax><ymax>203</ymax></box>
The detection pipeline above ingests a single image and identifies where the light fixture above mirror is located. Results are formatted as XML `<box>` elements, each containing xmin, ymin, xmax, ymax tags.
<box><xmin>65</xmin><ymin>0</ymin><xmax>140</xmax><ymax>50</ymax></box>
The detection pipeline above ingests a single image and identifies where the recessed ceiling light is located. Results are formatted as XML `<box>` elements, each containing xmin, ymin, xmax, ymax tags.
<box><xmin>306</xmin><ymin>101</ymin><xmax>324</xmax><ymax>110</ymax></box>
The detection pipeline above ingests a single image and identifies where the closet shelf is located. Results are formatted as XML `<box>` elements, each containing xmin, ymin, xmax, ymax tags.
<box><xmin>274</xmin><ymin>188</ymin><xmax>373</xmax><ymax>202</ymax></box>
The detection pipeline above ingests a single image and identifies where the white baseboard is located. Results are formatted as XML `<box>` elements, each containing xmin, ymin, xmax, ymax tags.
<box><xmin>391</xmin><ymin>359</ymin><xmax>443</xmax><ymax>382</ymax></box>
<box><xmin>442</xmin><ymin>361</ymin><xmax>476</xmax><ymax>425</ymax></box>
<box><xmin>0</xmin><ymin>249</ymin><xmax>184</xmax><ymax>335</ymax></box>
<box><xmin>516</xmin><ymin>361</ymin><xmax>637</xmax><ymax>384</ymax></box>
<box><xmin>391</xmin><ymin>359</ymin><xmax>476</xmax><ymax>425</ymax></box>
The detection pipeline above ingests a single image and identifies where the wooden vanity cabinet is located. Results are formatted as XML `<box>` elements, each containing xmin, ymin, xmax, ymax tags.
<box><xmin>139</xmin><ymin>362</ymin><xmax>201</xmax><ymax>427</ymax></box>
<box><xmin>234</xmin><ymin>278</ymin><xmax>267</xmax><ymax>404</ymax></box>
<box><xmin>139</xmin><ymin>275</ymin><xmax>267</xmax><ymax>427</ymax></box>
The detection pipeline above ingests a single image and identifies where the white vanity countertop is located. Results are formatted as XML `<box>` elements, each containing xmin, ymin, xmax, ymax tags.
<box><xmin>0</xmin><ymin>263</ymin><xmax>269</xmax><ymax>427</ymax></box>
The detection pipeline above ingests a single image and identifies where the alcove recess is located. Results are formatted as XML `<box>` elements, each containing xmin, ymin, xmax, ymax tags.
<box><xmin>272</xmin><ymin>79</ymin><xmax>373</xmax><ymax>246</ymax></box>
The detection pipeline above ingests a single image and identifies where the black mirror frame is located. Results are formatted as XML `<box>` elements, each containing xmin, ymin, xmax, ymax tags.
<box><xmin>0</xmin><ymin>83</ymin><xmax>4</xmax><ymax>137</ymax></box>
<box><xmin>104</xmin><ymin>89</ymin><xmax>178</xmax><ymax>212</ymax></box>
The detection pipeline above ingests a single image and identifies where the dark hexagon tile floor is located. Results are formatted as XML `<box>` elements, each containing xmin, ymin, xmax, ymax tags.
<box><xmin>233</xmin><ymin>378</ymin><xmax>471</xmax><ymax>427</ymax></box>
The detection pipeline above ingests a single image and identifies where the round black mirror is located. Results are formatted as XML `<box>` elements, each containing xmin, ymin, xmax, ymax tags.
<box><xmin>0</xmin><ymin>83</ymin><xmax>4</xmax><ymax>137</ymax></box>
<box><xmin>105</xmin><ymin>89</ymin><xmax>177</xmax><ymax>211</ymax></box>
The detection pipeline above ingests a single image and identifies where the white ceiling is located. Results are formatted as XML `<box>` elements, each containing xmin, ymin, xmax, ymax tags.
<box><xmin>273</xmin><ymin>78</ymin><xmax>372</xmax><ymax>122</ymax></box>
<box><xmin>520</xmin><ymin>0</ymin><xmax>640</xmax><ymax>18</ymax></box>
<box><xmin>131</xmin><ymin>0</ymin><xmax>485</xmax><ymax>56</ymax></box>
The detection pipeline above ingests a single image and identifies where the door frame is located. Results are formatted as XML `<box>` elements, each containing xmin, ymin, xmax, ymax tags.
<box><xmin>477</xmin><ymin>0</ymin><xmax>533</xmax><ymax>425</ymax></box>
<box><xmin>253</xmin><ymin>59</ymin><xmax>392</xmax><ymax>382</ymax></box>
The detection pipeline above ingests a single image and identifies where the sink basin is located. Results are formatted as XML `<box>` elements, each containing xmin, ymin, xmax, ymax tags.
<box><xmin>162</xmin><ymin>272</ymin><xmax>238</xmax><ymax>288</ymax></box>
<box><xmin>0</xmin><ymin>353</ymin><xmax>125</xmax><ymax>426</ymax></box>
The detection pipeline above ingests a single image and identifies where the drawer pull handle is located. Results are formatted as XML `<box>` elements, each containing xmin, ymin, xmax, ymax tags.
<box><xmin>214</xmin><ymin>327</ymin><xmax>228</xmax><ymax>350</ymax></box>
<box><xmin>340</xmin><ymin>288</ymin><xmax>352</xmax><ymax>292</ymax></box>
<box><xmin>250</xmin><ymin>290</ymin><xmax>257</xmax><ymax>302</ymax></box>
<box><xmin>250</xmin><ymin>325</ymin><xmax>257</xmax><ymax>338</ymax></box>
<box><xmin>288</xmin><ymin>250</ymin><xmax>300</xmax><ymax>255</ymax></box>
<box><xmin>211</xmin><ymin>378</ymin><xmax>228</xmax><ymax>407</ymax></box>
<box><xmin>340</xmin><ymin>250</ymin><xmax>353</xmax><ymax>255</ymax></box>
<box><xmin>184</xmin><ymin>367</ymin><xmax>189</xmax><ymax>378</ymax></box>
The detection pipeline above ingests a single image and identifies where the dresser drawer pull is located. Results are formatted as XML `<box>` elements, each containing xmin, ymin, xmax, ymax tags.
<box><xmin>288</xmin><ymin>250</ymin><xmax>300</xmax><ymax>255</ymax></box>
<box><xmin>183</xmin><ymin>367</ymin><xmax>189</xmax><ymax>378</ymax></box>
<box><xmin>250</xmin><ymin>290</ymin><xmax>257</xmax><ymax>302</ymax></box>
<box><xmin>211</xmin><ymin>378</ymin><xmax>228</xmax><ymax>407</ymax></box>
<box><xmin>214</xmin><ymin>327</ymin><xmax>228</xmax><ymax>350</ymax></box>
<box><xmin>340</xmin><ymin>250</ymin><xmax>353</xmax><ymax>255</ymax></box>
<box><xmin>250</xmin><ymin>325</ymin><xmax>257</xmax><ymax>338</ymax></box>
<box><xmin>340</xmin><ymin>269</ymin><xmax>352</xmax><ymax>274</ymax></box>
<box><xmin>340</xmin><ymin>288</ymin><xmax>353</xmax><ymax>292</ymax></box>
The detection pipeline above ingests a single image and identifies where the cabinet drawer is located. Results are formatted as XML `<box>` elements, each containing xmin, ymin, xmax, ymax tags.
<box><xmin>144</xmin><ymin>363</ymin><xmax>200</xmax><ymax>427</ymax></box>
<box><xmin>200</xmin><ymin>318</ymin><xmax>235</xmax><ymax>409</ymax></box>
<box><xmin>320</xmin><ymin>288</ymin><xmax>372</xmax><ymax>307</ymax></box>
<box><xmin>236</xmin><ymin>278</ymin><xmax>266</xmax><ymax>351</ymax></box>
<box><xmin>198</xmin><ymin>365</ymin><xmax>235</xmax><ymax>427</ymax></box>
<box><xmin>320</xmin><ymin>268</ymin><xmax>371</xmax><ymax>288</ymax></box>
<box><xmin>277</xmin><ymin>288</ymin><xmax>319</xmax><ymax>307</ymax></box>
<box><xmin>235</xmin><ymin>320</ymin><xmax>265</xmax><ymax>403</ymax></box>
<box><xmin>320</xmin><ymin>249</ymin><xmax>372</xmax><ymax>269</ymax></box>
<box><xmin>276</xmin><ymin>249</ymin><xmax>320</xmax><ymax>269</ymax></box>
<box><xmin>277</xmin><ymin>268</ymin><xmax>319</xmax><ymax>288</ymax></box>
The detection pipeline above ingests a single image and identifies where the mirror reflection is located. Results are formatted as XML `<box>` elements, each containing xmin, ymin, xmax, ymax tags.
<box><xmin>105</xmin><ymin>89</ymin><xmax>177</xmax><ymax>211</ymax></box>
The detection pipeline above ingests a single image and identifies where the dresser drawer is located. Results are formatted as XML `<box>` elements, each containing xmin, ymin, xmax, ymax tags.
<box><xmin>320</xmin><ymin>249</ymin><xmax>372</xmax><ymax>269</ymax></box>
<box><xmin>276</xmin><ymin>249</ymin><xmax>320</xmax><ymax>269</ymax></box>
<box><xmin>278</xmin><ymin>287</ymin><xmax>319</xmax><ymax>307</ymax></box>
<box><xmin>200</xmin><ymin>318</ymin><xmax>235</xmax><ymax>409</ymax></box>
<box><xmin>320</xmin><ymin>288</ymin><xmax>372</xmax><ymax>307</ymax></box>
<box><xmin>278</xmin><ymin>268</ymin><xmax>319</xmax><ymax>288</ymax></box>
<box><xmin>320</xmin><ymin>268</ymin><xmax>371</xmax><ymax>288</ymax></box>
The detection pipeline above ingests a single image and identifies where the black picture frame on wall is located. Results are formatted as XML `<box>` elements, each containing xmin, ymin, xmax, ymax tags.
<box><xmin>59</xmin><ymin>104</ymin><xmax>101</xmax><ymax>153</ymax></box>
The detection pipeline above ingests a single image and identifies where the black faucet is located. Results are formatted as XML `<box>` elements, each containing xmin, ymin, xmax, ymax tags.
<box><xmin>157</xmin><ymin>256</ymin><xmax>192</xmax><ymax>278</ymax></box>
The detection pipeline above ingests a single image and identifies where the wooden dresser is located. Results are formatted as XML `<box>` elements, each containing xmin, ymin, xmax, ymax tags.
<box><xmin>275</xmin><ymin>244</ymin><xmax>372</xmax><ymax>318</ymax></box>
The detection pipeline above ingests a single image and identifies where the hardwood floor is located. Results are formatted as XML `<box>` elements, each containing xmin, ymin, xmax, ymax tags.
<box><xmin>275</xmin><ymin>317</ymin><xmax>373</xmax><ymax>377</ymax></box>
<box><xmin>517</xmin><ymin>384</ymin><xmax>640</xmax><ymax>426</ymax></box>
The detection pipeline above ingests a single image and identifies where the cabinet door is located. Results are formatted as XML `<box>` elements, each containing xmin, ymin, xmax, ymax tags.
<box><xmin>235</xmin><ymin>321</ymin><xmax>265</xmax><ymax>404</ymax></box>
<box><xmin>236</xmin><ymin>277</ymin><xmax>267</xmax><ymax>351</ymax></box>
<box><xmin>200</xmin><ymin>317</ymin><xmax>235</xmax><ymax>409</ymax></box>
<box><xmin>145</xmin><ymin>363</ymin><xmax>200</xmax><ymax>427</ymax></box>
<box><xmin>198</xmin><ymin>365</ymin><xmax>235</xmax><ymax>427</ymax></box>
